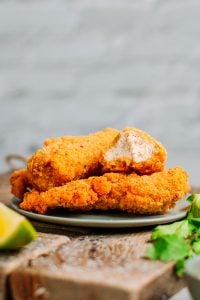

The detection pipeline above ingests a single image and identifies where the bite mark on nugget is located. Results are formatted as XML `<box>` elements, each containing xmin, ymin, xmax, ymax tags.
<box><xmin>105</xmin><ymin>130</ymin><xmax>155</xmax><ymax>163</ymax></box>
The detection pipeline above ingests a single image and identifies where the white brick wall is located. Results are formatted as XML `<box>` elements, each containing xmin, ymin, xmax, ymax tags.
<box><xmin>0</xmin><ymin>1</ymin><xmax>199</xmax><ymax>184</ymax></box>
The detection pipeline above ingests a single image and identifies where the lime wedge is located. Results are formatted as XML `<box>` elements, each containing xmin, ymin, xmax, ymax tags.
<box><xmin>0</xmin><ymin>203</ymin><xmax>37</xmax><ymax>250</ymax></box>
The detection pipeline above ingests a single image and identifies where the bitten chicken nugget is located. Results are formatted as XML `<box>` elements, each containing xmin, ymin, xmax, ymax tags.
<box><xmin>20</xmin><ymin>167</ymin><xmax>189</xmax><ymax>215</ymax></box>
<box><xmin>26</xmin><ymin>127</ymin><xmax>167</xmax><ymax>192</ymax></box>
<box><xmin>101</xmin><ymin>127</ymin><xmax>167</xmax><ymax>174</ymax></box>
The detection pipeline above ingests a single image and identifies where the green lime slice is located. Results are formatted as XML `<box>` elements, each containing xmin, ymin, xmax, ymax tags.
<box><xmin>0</xmin><ymin>203</ymin><xmax>37</xmax><ymax>249</ymax></box>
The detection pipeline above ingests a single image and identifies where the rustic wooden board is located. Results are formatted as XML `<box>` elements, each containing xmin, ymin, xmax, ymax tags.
<box><xmin>9</xmin><ymin>232</ymin><xmax>185</xmax><ymax>300</ymax></box>
<box><xmin>0</xmin><ymin>171</ymin><xmax>199</xmax><ymax>299</ymax></box>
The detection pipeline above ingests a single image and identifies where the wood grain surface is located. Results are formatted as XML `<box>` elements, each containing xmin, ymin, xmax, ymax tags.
<box><xmin>9</xmin><ymin>232</ymin><xmax>185</xmax><ymax>300</ymax></box>
<box><xmin>0</xmin><ymin>171</ymin><xmax>199</xmax><ymax>300</ymax></box>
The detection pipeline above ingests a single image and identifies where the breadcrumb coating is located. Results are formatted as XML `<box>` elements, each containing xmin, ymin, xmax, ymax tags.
<box><xmin>10</xmin><ymin>169</ymin><xmax>33</xmax><ymax>199</ymax></box>
<box><xmin>19</xmin><ymin>167</ymin><xmax>189</xmax><ymax>215</ymax></box>
<box><xmin>27</xmin><ymin>128</ymin><xmax>118</xmax><ymax>191</ymax></box>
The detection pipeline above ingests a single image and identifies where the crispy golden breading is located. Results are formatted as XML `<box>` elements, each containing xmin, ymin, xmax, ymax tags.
<box><xmin>10</xmin><ymin>169</ymin><xmax>33</xmax><ymax>199</ymax></box>
<box><xmin>10</xmin><ymin>128</ymin><xmax>189</xmax><ymax>217</ymax></box>
<box><xmin>27</xmin><ymin>128</ymin><xmax>119</xmax><ymax>191</ymax></box>
<box><xmin>101</xmin><ymin>128</ymin><xmax>167</xmax><ymax>174</ymax></box>
<box><xmin>20</xmin><ymin>167</ymin><xmax>189</xmax><ymax>214</ymax></box>
<box><xmin>44</xmin><ymin>135</ymin><xmax>83</xmax><ymax>147</ymax></box>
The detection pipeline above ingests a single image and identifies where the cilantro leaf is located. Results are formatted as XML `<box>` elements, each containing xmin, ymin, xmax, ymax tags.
<box><xmin>188</xmin><ymin>194</ymin><xmax>200</xmax><ymax>218</ymax></box>
<box><xmin>175</xmin><ymin>259</ymin><xmax>186</xmax><ymax>277</ymax></box>
<box><xmin>188</xmin><ymin>218</ymin><xmax>200</xmax><ymax>231</ymax></box>
<box><xmin>146</xmin><ymin>244</ymin><xmax>158</xmax><ymax>260</ymax></box>
<box><xmin>192</xmin><ymin>238</ymin><xmax>200</xmax><ymax>254</ymax></box>
<box><xmin>147</xmin><ymin>193</ymin><xmax>200</xmax><ymax>276</ymax></box>
<box><xmin>151</xmin><ymin>220</ymin><xmax>193</xmax><ymax>240</ymax></box>
<box><xmin>186</xmin><ymin>194</ymin><xmax>195</xmax><ymax>203</ymax></box>
<box><xmin>146</xmin><ymin>235</ymin><xmax>190</xmax><ymax>262</ymax></box>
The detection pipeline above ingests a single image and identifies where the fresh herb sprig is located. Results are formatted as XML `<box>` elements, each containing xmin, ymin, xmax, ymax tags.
<box><xmin>146</xmin><ymin>194</ymin><xmax>200</xmax><ymax>276</ymax></box>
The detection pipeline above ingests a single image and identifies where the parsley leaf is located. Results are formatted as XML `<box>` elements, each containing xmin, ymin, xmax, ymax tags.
<box><xmin>175</xmin><ymin>259</ymin><xmax>186</xmax><ymax>277</ymax></box>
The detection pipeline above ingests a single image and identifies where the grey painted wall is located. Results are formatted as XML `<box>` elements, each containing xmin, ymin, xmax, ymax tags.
<box><xmin>0</xmin><ymin>1</ymin><xmax>200</xmax><ymax>184</ymax></box>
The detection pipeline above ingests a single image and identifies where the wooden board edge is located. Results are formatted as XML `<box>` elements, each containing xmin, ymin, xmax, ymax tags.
<box><xmin>9</xmin><ymin>263</ymin><xmax>185</xmax><ymax>300</ymax></box>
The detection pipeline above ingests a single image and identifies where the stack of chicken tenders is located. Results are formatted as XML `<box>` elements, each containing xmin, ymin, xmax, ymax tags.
<box><xmin>10</xmin><ymin>127</ymin><xmax>190</xmax><ymax>215</ymax></box>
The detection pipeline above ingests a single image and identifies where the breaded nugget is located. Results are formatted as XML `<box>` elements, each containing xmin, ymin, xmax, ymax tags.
<box><xmin>20</xmin><ymin>167</ymin><xmax>189</xmax><ymax>214</ymax></box>
<box><xmin>27</xmin><ymin>128</ymin><xmax>118</xmax><ymax>191</ymax></box>
<box><xmin>101</xmin><ymin>128</ymin><xmax>167</xmax><ymax>174</ymax></box>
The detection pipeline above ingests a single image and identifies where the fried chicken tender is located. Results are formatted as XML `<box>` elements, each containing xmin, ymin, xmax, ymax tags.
<box><xmin>27</xmin><ymin>128</ymin><xmax>118</xmax><ymax>191</ymax></box>
<box><xmin>101</xmin><ymin>128</ymin><xmax>167</xmax><ymax>174</ymax></box>
<box><xmin>20</xmin><ymin>167</ymin><xmax>189</xmax><ymax>215</ymax></box>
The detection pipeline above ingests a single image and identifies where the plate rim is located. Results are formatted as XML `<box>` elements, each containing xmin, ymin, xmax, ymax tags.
<box><xmin>10</xmin><ymin>197</ymin><xmax>189</xmax><ymax>228</ymax></box>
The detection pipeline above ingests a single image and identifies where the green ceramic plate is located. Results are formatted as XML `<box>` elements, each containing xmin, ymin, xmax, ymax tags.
<box><xmin>11</xmin><ymin>197</ymin><xmax>189</xmax><ymax>228</ymax></box>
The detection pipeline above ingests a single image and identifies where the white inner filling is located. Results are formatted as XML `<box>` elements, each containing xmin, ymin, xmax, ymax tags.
<box><xmin>105</xmin><ymin>131</ymin><xmax>155</xmax><ymax>163</ymax></box>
